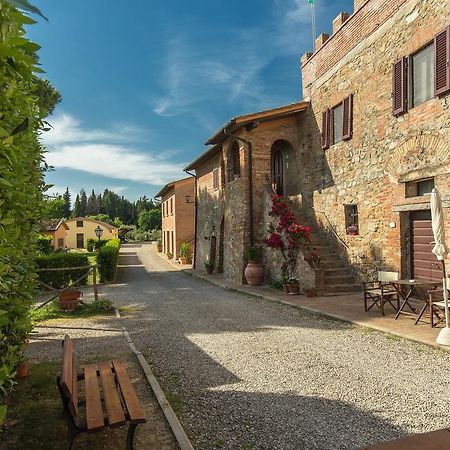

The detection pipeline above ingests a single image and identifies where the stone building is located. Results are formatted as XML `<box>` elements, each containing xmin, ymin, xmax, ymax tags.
<box><xmin>155</xmin><ymin>177</ymin><xmax>195</xmax><ymax>260</ymax></box>
<box><xmin>186</xmin><ymin>0</ymin><xmax>450</xmax><ymax>290</ymax></box>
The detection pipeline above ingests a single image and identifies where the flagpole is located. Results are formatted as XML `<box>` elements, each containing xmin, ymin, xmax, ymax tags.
<box><xmin>311</xmin><ymin>3</ymin><xmax>316</xmax><ymax>49</ymax></box>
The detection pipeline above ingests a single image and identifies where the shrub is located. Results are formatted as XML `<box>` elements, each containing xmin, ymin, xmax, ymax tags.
<box><xmin>149</xmin><ymin>229</ymin><xmax>162</xmax><ymax>242</ymax></box>
<box><xmin>179</xmin><ymin>242</ymin><xmax>191</xmax><ymax>259</ymax></box>
<box><xmin>97</xmin><ymin>238</ymin><xmax>120</xmax><ymax>282</ymax></box>
<box><xmin>36</xmin><ymin>235</ymin><xmax>54</xmax><ymax>255</ymax></box>
<box><xmin>87</xmin><ymin>238</ymin><xmax>95</xmax><ymax>252</ymax></box>
<box><xmin>35</xmin><ymin>253</ymin><xmax>90</xmax><ymax>289</ymax></box>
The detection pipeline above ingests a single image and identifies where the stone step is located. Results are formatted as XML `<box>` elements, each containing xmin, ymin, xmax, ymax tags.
<box><xmin>323</xmin><ymin>274</ymin><xmax>356</xmax><ymax>284</ymax></box>
<box><xmin>322</xmin><ymin>268</ymin><xmax>350</xmax><ymax>276</ymax></box>
<box><xmin>319</xmin><ymin>260</ymin><xmax>348</xmax><ymax>269</ymax></box>
<box><xmin>320</xmin><ymin>283</ymin><xmax>362</xmax><ymax>293</ymax></box>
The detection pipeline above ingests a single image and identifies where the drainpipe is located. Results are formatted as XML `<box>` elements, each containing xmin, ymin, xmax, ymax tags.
<box><xmin>183</xmin><ymin>169</ymin><xmax>198</xmax><ymax>269</ymax></box>
<box><xmin>223</xmin><ymin>130</ymin><xmax>254</xmax><ymax>247</ymax></box>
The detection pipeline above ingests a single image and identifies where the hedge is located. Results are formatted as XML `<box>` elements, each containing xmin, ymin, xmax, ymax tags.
<box><xmin>35</xmin><ymin>253</ymin><xmax>90</xmax><ymax>289</ymax></box>
<box><xmin>87</xmin><ymin>238</ymin><xmax>109</xmax><ymax>252</ymax></box>
<box><xmin>97</xmin><ymin>238</ymin><xmax>120</xmax><ymax>282</ymax></box>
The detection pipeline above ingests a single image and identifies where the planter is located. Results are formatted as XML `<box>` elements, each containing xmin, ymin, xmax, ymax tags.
<box><xmin>287</xmin><ymin>283</ymin><xmax>300</xmax><ymax>295</ymax></box>
<box><xmin>305</xmin><ymin>288</ymin><xmax>316</xmax><ymax>297</ymax></box>
<box><xmin>157</xmin><ymin>244</ymin><xmax>162</xmax><ymax>252</ymax></box>
<box><xmin>244</xmin><ymin>262</ymin><xmax>264</xmax><ymax>286</ymax></box>
<box><xmin>16</xmin><ymin>361</ymin><xmax>30</xmax><ymax>378</ymax></box>
<box><xmin>205</xmin><ymin>266</ymin><xmax>214</xmax><ymax>274</ymax></box>
<box><xmin>283</xmin><ymin>284</ymin><xmax>290</xmax><ymax>294</ymax></box>
<box><xmin>180</xmin><ymin>257</ymin><xmax>191</xmax><ymax>265</ymax></box>
<box><xmin>59</xmin><ymin>289</ymin><xmax>81</xmax><ymax>311</ymax></box>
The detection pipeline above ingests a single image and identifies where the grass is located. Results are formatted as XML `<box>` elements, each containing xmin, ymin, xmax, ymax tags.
<box><xmin>31</xmin><ymin>298</ymin><xmax>115</xmax><ymax>322</ymax></box>
<box><xmin>0</xmin><ymin>361</ymin><xmax>66</xmax><ymax>450</ymax></box>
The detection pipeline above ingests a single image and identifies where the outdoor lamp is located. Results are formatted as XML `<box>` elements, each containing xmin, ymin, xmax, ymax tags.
<box><xmin>94</xmin><ymin>225</ymin><xmax>103</xmax><ymax>241</ymax></box>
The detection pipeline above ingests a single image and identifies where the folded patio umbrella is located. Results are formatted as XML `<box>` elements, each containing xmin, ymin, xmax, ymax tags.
<box><xmin>430</xmin><ymin>188</ymin><xmax>450</xmax><ymax>346</ymax></box>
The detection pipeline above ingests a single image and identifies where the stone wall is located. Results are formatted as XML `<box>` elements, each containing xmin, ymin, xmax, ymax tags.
<box><xmin>300</xmin><ymin>0</ymin><xmax>450</xmax><ymax>280</ymax></box>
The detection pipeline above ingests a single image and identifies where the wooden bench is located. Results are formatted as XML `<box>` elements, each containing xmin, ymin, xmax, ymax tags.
<box><xmin>57</xmin><ymin>335</ymin><xmax>146</xmax><ymax>450</ymax></box>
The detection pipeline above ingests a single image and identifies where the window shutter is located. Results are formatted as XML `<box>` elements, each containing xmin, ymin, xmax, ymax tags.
<box><xmin>329</xmin><ymin>108</ymin><xmax>334</xmax><ymax>145</ymax></box>
<box><xmin>435</xmin><ymin>26</ymin><xmax>450</xmax><ymax>96</ymax></box>
<box><xmin>342</xmin><ymin>94</ymin><xmax>353</xmax><ymax>140</ymax></box>
<box><xmin>213</xmin><ymin>168</ymin><xmax>219</xmax><ymax>190</ymax></box>
<box><xmin>392</xmin><ymin>57</ymin><xmax>407</xmax><ymax>115</ymax></box>
<box><xmin>321</xmin><ymin>109</ymin><xmax>330</xmax><ymax>149</ymax></box>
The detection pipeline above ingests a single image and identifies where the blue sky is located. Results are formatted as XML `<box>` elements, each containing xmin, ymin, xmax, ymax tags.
<box><xmin>28</xmin><ymin>0</ymin><xmax>353</xmax><ymax>201</ymax></box>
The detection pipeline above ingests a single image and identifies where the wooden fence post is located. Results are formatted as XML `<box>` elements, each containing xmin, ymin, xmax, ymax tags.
<box><xmin>93</xmin><ymin>265</ymin><xmax>98</xmax><ymax>301</ymax></box>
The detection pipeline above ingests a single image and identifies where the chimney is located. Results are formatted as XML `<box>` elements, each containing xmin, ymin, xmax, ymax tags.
<box><xmin>315</xmin><ymin>33</ymin><xmax>329</xmax><ymax>51</ymax></box>
<box><xmin>332</xmin><ymin>12</ymin><xmax>350</xmax><ymax>33</ymax></box>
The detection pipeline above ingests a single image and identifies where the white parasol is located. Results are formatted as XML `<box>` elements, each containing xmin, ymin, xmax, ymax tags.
<box><xmin>430</xmin><ymin>188</ymin><xmax>450</xmax><ymax>346</ymax></box>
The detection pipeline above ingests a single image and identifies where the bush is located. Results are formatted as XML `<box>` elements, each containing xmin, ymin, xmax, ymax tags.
<box><xmin>180</xmin><ymin>242</ymin><xmax>192</xmax><ymax>259</ymax></box>
<box><xmin>36</xmin><ymin>236</ymin><xmax>53</xmax><ymax>255</ymax></box>
<box><xmin>97</xmin><ymin>238</ymin><xmax>120</xmax><ymax>282</ymax></box>
<box><xmin>35</xmin><ymin>253</ymin><xmax>90</xmax><ymax>289</ymax></box>
<box><xmin>87</xmin><ymin>238</ymin><xmax>95</xmax><ymax>252</ymax></box>
<box><xmin>149</xmin><ymin>229</ymin><xmax>161</xmax><ymax>242</ymax></box>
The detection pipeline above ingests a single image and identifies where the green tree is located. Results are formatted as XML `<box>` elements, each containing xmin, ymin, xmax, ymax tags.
<box><xmin>138</xmin><ymin>209</ymin><xmax>161</xmax><ymax>231</ymax></box>
<box><xmin>42</xmin><ymin>196</ymin><xmax>65</xmax><ymax>219</ymax></box>
<box><xmin>79</xmin><ymin>189</ymin><xmax>87</xmax><ymax>216</ymax></box>
<box><xmin>62</xmin><ymin>187</ymin><xmax>71</xmax><ymax>218</ymax></box>
<box><xmin>33</xmin><ymin>77</ymin><xmax>61</xmax><ymax>116</ymax></box>
<box><xmin>86</xmin><ymin>189</ymin><xmax>97</xmax><ymax>215</ymax></box>
<box><xmin>72</xmin><ymin>194</ymin><xmax>81</xmax><ymax>217</ymax></box>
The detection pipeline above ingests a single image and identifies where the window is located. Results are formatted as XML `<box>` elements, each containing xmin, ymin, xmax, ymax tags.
<box><xmin>212</xmin><ymin>168</ymin><xmax>219</xmax><ymax>191</ymax></box>
<box><xmin>170</xmin><ymin>198</ymin><xmax>173</xmax><ymax>215</ymax></box>
<box><xmin>57</xmin><ymin>238</ymin><xmax>64</xmax><ymax>249</ymax></box>
<box><xmin>321</xmin><ymin>94</ymin><xmax>353</xmax><ymax>149</ymax></box>
<box><xmin>411</xmin><ymin>44</ymin><xmax>434</xmax><ymax>107</ymax></box>
<box><xmin>76</xmin><ymin>220</ymin><xmax>83</xmax><ymax>227</ymax></box>
<box><xmin>230</xmin><ymin>141</ymin><xmax>241</xmax><ymax>180</ymax></box>
<box><xmin>393</xmin><ymin>27</ymin><xmax>450</xmax><ymax>115</ymax></box>
<box><xmin>272</xmin><ymin>149</ymin><xmax>284</xmax><ymax>195</ymax></box>
<box><xmin>344</xmin><ymin>205</ymin><xmax>359</xmax><ymax>235</ymax></box>
<box><xmin>406</xmin><ymin>178</ymin><xmax>435</xmax><ymax>198</ymax></box>
<box><xmin>333</xmin><ymin>103</ymin><xmax>343</xmax><ymax>144</ymax></box>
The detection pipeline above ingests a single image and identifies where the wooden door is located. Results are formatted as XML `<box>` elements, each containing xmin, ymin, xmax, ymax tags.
<box><xmin>410</xmin><ymin>210</ymin><xmax>442</xmax><ymax>281</ymax></box>
<box><xmin>76</xmin><ymin>233</ymin><xmax>84</xmax><ymax>249</ymax></box>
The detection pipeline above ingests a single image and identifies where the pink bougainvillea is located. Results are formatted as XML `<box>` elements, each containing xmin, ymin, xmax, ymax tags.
<box><xmin>264</xmin><ymin>195</ymin><xmax>318</xmax><ymax>277</ymax></box>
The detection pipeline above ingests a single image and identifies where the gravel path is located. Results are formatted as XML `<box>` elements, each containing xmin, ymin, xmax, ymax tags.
<box><xmin>102</xmin><ymin>243</ymin><xmax>450</xmax><ymax>450</ymax></box>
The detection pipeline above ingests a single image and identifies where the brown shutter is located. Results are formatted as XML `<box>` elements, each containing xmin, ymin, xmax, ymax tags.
<box><xmin>329</xmin><ymin>108</ymin><xmax>334</xmax><ymax>145</ymax></box>
<box><xmin>392</xmin><ymin>57</ymin><xmax>407</xmax><ymax>116</ymax></box>
<box><xmin>321</xmin><ymin>109</ymin><xmax>330</xmax><ymax>149</ymax></box>
<box><xmin>342</xmin><ymin>94</ymin><xmax>353</xmax><ymax>140</ymax></box>
<box><xmin>435</xmin><ymin>26</ymin><xmax>450</xmax><ymax>96</ymax></box>
<box><xmin>213</xmin><ymin>168</ymin><xmax>219</xmax><ymax>190</ymax></box>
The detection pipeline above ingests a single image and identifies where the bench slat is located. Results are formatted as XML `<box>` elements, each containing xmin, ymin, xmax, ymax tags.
<box><xmin>84</xmin><ymin>364</ymin><xmax>104</xmax><ymax>432</ymax></box>
<box><xmin>69</xmin><ymin>351</ymin><xmax>78</xmax><ymax>417</ymax></box>
<box><xmin>61</xmin><ymin>335</ymin><xmax>73</xmax><ymax>398</ymax></box>
<box><xmin>113</xmin><ymin>361</ymin><xmax>146</xmax><ymax>424</ymax></box>
<box><xmin>99</xmin><ymin>361</ymin><xmax>126</xmax><ymax>427</ymax></box>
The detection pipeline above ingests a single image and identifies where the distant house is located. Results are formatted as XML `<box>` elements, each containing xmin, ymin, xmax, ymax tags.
<box><xmin>39</xmin><ymin>219</ymin><xmax>69</xmax><ymax>250</ymax></box>
<box><xmin>65</xmin><ymin>218</ymin><xmax>119</xmax><ymax>249</ymax></box>
<box><xmin>155</xmin><ymin>177</ymin><xmax>195</xmax><ymax>259</ymax></box>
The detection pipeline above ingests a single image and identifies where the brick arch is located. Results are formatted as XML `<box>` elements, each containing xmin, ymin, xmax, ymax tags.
<box><xmin>386</xmin><ymin>134</ymin><xmax>450</xmax><ymax>180</ymax></box>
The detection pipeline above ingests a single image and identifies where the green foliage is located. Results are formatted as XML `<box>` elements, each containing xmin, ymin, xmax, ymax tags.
<box><xmin>33</xmin><ymin>77</ymin><xmax>61</xmax><ymax>116</ymax></box>
<box><xmin>138</xmin><ymin>209</ymin><xmax>161</xmax><ymax>231</ymax></box>
<box><xmin>62</xmin><ymin>187</ymin><xmax>71</xmax><ymax>218</ymax></box>
<box><xmin>0</xmin><ymin>1</ymin><xmax>53</xmax><ymax>401</ymax></box>
<box><xmin>42</xmin><ymin>195</ymin><xmax>65</xmax><ymax>219</ymax></box>
<box><xmin>0</xmin><ymin>403</ymin><xmax>6</xmax><ymax>426</ymax></box>
<box><xmin>149</xmin><ymin>229</ymin><xmax>161</xmax><ymax>242</ymax></box>
<box><xmin>245</xmin><ymin>246</ymin><xmax>257</xmax><ymax>262</ymax></box>
<box><xmin>128</xmin><ymin>229</ymin><xmax>149</xmax><ymax>241</ymax></box>
<box><xmin>35</xmin><ymin>253</ymin><xmax>89</xmax><ymax>289</ymax></box>
<box><xmin>86</xmin><ymin>238</ymin><xmax>95</xmax><ymax>252</ymax></box>
<box><xmin>179</xmin><ymin>242</ymin><xmax>191</xmax><ymax>258</ymax></box>
<box><xmin>96</xmin><ymin>238</ymin><xmax>120</xmax><ymax>282</ymax></box>
<box><xmin>36</xmin><ymin>235</ymin><xmax>53</xmax><ymax>255</ymax></box>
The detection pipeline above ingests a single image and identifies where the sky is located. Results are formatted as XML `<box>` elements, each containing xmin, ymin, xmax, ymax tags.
<box><xmin>27</xmin><ymin>0</ymin><xmax>353</xmax><ymax>202</ymax></box>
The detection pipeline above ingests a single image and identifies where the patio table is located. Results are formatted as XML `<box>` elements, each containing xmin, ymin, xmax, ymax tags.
<box><xmin>391</xmin><ymin>279</ymin><xmax>440</xmax><ymax>324</ymax></box>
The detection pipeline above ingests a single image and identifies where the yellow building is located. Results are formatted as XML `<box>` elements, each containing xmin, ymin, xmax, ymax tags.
<box><xmin>39</xmin><ymin>219</ymin><xmax>69</xmax><ymax>250</ymax></box>
<box><xmin>65</xmin><ymin>217</ymin><xmax>118</xmax><ymax>249</ymax></box>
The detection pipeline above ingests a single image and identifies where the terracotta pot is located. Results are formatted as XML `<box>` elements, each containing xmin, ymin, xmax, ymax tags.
<box><xmin>283</xmin><ymin>284</ymin><xmax>290</xmax><ymax>293</ymax></box>
<box><xmin>206</xmin><ymin>266</ymin><xmax>214</xmax><ymax>274</ymax></box>
<box><xmin>59</xmin><ymin>290</ymin><xmax>81</xmax><ymax>311</ymax></box>
<box><xmin>244</xmin><ymin>262</ymin><xmax>264</xmax><ymax>286</ymax></box>
<box><xmin>17</xmin><ymin>361</ymin><xmax>30</xmax><ymax>378</ymax></box>
<box><xmin>180</xmin><ymin>257</ymin><xmax>191</xmax><ymax>265</ymax></box>
<box><xmin>157</xmin><ymin>244</ymin><xmax>162</xmax><ymax>252</ymax></box>
<box><xmin>305</xmin><ymin>288</ymin><xmax>316</xmax><ymax>297</ymax></box>
<box><xmin>287</xmin><ymin>283</ymin><xmax>300</xmax><ymax>295</ymax></box>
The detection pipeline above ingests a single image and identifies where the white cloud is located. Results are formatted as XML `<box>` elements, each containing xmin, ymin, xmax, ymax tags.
<box><xmin>42</xmin><ymin>113</ymin><xmax>184</xmax><ymax>186</ymax></box>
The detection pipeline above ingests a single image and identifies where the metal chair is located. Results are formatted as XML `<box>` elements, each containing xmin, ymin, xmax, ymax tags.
<box><xmin>428</xmin><ymin>278</ymin><xmax>450</xmax><ymax>327</ymax></box>
<box><xmin>363</xmin><ymin>271</ymin><xmax>399</xmax><ymax>315</ymax></box>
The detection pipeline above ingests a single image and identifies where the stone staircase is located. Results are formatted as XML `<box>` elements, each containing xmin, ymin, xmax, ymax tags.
<box><xmin>297</xmin><ymin>210</ymin><xmax>362</xmax><ymax>295</ymax></box>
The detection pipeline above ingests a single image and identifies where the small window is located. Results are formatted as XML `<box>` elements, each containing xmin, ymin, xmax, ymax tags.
<box><xmin>213</xmin><ymin>168</ymin><xmax>219</xmax><ymax>191</ymax></box>
<box><xmin>344</xmin><ymin>205</ymin><xmax>359</xmax><ymax>235</ymax></box>
<box><xmin>170</xmin><ymin>198</ymin><xmax>173</xmax><ymax>215</ymax></box>
<box><xmin>406</xmin><ymin>178</ymin><xmax>435</xmax><ymax>197</ymax></box>
<box><xmin>411</xmin><ymin>44</ymin><xmax>434</xmax><ymax>107</ymax></box>
<box><xmin>57</xmin><ymin>238</ymin><xmax>64</xmax><ymax>248</ymax></box>
<box><xmin>333</xmin><ymin>103</ymin><xmax>343</xmax><ymax>144</ymax></box>
<box><xmin>76</xmin><ymin>220</ymin><xmax>83</xmax><ymax>227</ymax></box>
<box><xmin>272</xmin><ymin>150</ymin><xmax>284</xmax><ymax>195</ymax></box>
<box><xmin>230</xmin><ymin>141</ymin><xmax>240</xmax><ymax>180</ymax></box>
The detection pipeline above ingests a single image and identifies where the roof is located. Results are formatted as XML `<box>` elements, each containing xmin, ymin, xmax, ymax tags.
<box><xmin>65</xmin><ymin>217</ymin><xmax>118</xmax><ymax>230</ymax></box>
<box><xmin>154</xmin><ymin>176</ymin><xmax>194</xmax><ymax>199</ymax></box>
<box><xmin>205</xmin><ymin>101</ymin><xmax>309</xmax><ymax>145</ymax></box>
<box><xmin>183</xmin><ymin>144</ymin><xmax>222</xmax><ymax>172</ymax></box>
<box><xmin>39</xmin><ymin>219</ymin><xmax>69</xmax><ymax>232</ymax></box>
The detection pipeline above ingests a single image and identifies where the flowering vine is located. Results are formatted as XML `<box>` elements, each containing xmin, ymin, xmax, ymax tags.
<box><xmin>264</xmin><ymin>195</ymin><xmax>318</xmax><ymax>277</ymax></box>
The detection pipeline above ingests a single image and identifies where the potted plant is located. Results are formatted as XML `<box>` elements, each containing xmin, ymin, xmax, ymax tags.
<box><xmin>286</xmin><ymin>276</ymin><xmax>300</xmax><ymax>295</ymax></box>
<box><xmin>166</xmin><ymin>252</ymin><xmax>173</xmax><ymax>259</ymax></box>
<box><xmin>244</xmin><ymin>246</ymin><xmax>264</xmax><ymax>286</ymax></box>
<box><xmin>204</xmin><ymin>261</ymin><xmax>214</xmax><ymax>274</ymax></box>
<box><xmin>304</xmin><ymin>287</ymin><xmax>316</xmax><ymax>297</ymax></box>
<box><xmin>16</xmin><ymin>356</ymin><xmax>30</xmax><ymax>378</ymax></box>
<box><xmin>346</xmin><ymin>224</ymin><xmax>359</xmax><ymax>235</ymax></box>
<box><xmin>59</xmin><ymin>289</ymin><xmax>81</xmax><ymax>310</ymax></box>
<box><xmin>179</xmin><ymin>242</ymin><xmax>192</xmax><ymax>264</ymax></box>
<box><xmin>157</xmin><ymin>238</ymin><xmax>163</xmax><ymax>252</ymax></box>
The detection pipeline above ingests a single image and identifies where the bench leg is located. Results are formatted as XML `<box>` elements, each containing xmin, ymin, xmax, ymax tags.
<box><xmin>127</xmin><ymin>423</ymin><xmax>139</xmax><ymax>450</ymax></box>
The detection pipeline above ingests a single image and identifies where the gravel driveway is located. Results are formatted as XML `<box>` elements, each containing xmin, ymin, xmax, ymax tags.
<box><xmin>103</xmin><ymin>243</ymin><xmax>450</xmax><ymax>450</ymax></box>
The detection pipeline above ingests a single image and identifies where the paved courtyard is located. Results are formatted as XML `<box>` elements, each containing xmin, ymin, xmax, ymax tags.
<box><xmin>103</xmin><ymin>243</ymin><xmax>450</xmax><ymax>450</ymax></box>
